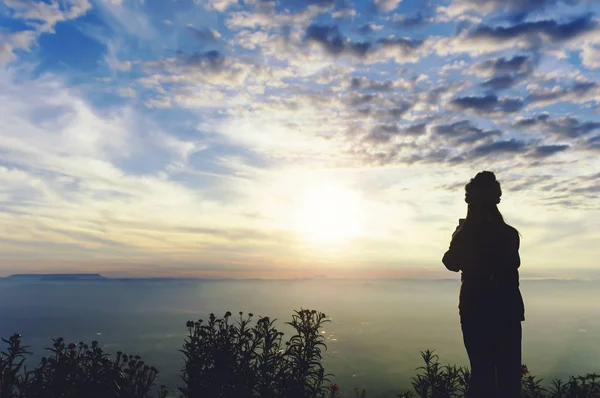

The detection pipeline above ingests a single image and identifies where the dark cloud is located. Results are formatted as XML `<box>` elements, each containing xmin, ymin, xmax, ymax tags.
<box><xmin>450</xmin><ymin>94</ymin><xmax>524</xmax><ymax>114</ymax></box>
<box><xmin>528</xmin><ymin>144</ymin><xmax>570</xmax><ymax>158</ymax></box>
<box><xmin>477</xmin><ymin>54</ymin><xmax>535</xmax><ymax>90</ymax></box>
<box><xmin>391</xmin><ymin>12</ymin><xmax>433</xmax><ymax>29</ymax></box>
<box><xmin>471</xmin><ymin>139</ymin><xmax>528</xmax><ymax>157</ymax></box>
<box><xmin>346</xmin><ymin>93</ymin><xmax>379</xmax><ymax>106</ymax></box>
<box><xmin>304</xmin><ymin>24</ymin><xmax>424</xmax><ymax>60</ymax></box>
<box><xmin>515</xmin><ymin>114</ymin><xmax>600</xmax><ymax>138</ymax></box>
<box><xmin>481</xmin><ymin>74</ymin><xmax>519</xmax><ymax>90</ymax></box>
<box><xmin>432</xmin><ymin>120</ymin><xmax>501</xmax><ymax>144</ymax></box>
<box><xmin>305</xmin><ymin>24</ymin><xmax>371</xmax><ymax>57</ymax></box>
<box><xmin>451</xmin><ymin>0</ymin><xmax>590</xmax><ymax>16</ymax></box>
<box><xmin>186</xmin><ymin>50</ymin><xmax>226</xmax><ymax>70</ymax></box>
<box><xmin>366</xmin><ymin>124</ymin><xmax>401</xmax><ymax>143</ymax></box>
<box><xmin>376</xmin><ymin>36</ymin><xmax>423</xmax><ymax>51</ymax></box>
<box><xmin>478</xmin><ymin>55</ymin><xmax>532</xmax><ymax>74</ymax></box>
<box><xmin>526</xmin><ymin>81</ymin><xmax>598</xmax><ymax>106</ymax></box>
<box><xmin>360</xmin><ymin>121</ymin><xmax>427</xmax><ymax>148</ymax></box>
<box><xmin>585</xmin><ymin>135</ymin><xmax>600</xmax><ymax>151</ymax></box>
<box><xmin>405</xmin><ymin>123</ymin><xmax>428</xmax><ymax>135</ymax></box>
<box><xmin>350</xmin><ymin>76</ymin><xmax>393</xmax><ymax>91</ymax></box>
<box><xmin>469</xmin><ymin>14</ymin><xmax>597</xmax><ymax>43</ymax></box>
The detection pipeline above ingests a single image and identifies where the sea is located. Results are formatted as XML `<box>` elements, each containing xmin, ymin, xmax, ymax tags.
<box><xmin>1</xmin><ymin>278</ymin><xmax>599</xmax><ymax>397</ymax></box>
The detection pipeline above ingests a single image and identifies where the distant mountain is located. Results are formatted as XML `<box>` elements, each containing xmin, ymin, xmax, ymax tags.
<box><xmin>7</xmin><ymin>274</ymin><xmax>106</xmax><ymax>281</ymax></box>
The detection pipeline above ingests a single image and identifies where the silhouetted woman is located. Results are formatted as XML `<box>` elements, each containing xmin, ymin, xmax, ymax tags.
<box><xmin>442</xmin><ymin>171</ymin><xmax>524</xmax><ymax>398</ymax></box>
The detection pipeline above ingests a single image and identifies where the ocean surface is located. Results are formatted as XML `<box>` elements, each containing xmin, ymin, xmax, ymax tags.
<box><xmin>1</xmin><ymin>278</ymin><xmax>599</xmax><ymax>397</ymax></box>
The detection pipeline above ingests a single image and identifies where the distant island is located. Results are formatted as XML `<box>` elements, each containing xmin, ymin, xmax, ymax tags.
<box><xmin>7</xmin><ymin>274</ymin><xmax>106</xmax><ymax>281</ymax></box>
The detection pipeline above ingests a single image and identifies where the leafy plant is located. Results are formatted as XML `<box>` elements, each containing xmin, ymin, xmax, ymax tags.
<box><xmin>0</xmin><ymin>334</ymin><xmax>165</xmax><ymax>398</ymax></box>
<box><xmin>180</xmin><ymin>309</ymin><xmax>330</xmax><ymax>398</ymax></box>
<box><xmin>3</xmin><ymin>309</ymin><xmax>600</xmax><ymax>398</ymax></box>
<box><xmin>409</xmin><ymin>350</ymin><xmax>470</xmax><ymax>398</ymax></box>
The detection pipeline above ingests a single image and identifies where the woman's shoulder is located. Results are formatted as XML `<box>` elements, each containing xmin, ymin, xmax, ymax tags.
<box><xmin>503</xmin><ymin>223</ymin><xmax>520</xmax><ymax>240</ymax></box>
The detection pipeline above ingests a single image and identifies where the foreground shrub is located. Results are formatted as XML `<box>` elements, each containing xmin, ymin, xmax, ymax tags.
<box><xmin>180</xmin><ymin>309</ymin><xmax>331</xmax><ymax>398</ymax></box>
<box><xmin>2</xmin><ymin>308</ymin><xmax>600</xmax><ymax>398</ymax></box>
<box><xmin>0</xmin><ymin>334</ymin><xmax>166</xmax><ymax>398</ymax></box>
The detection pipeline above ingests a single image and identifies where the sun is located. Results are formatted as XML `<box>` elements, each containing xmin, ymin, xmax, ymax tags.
<box><xmin>291</xmin><ymin>183</ymin><xmax>365</xmax><ymax>245</ymax></box>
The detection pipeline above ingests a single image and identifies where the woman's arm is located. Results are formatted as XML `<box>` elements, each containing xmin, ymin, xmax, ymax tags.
<box><xmin>509</xmin><ymin>228</ymin><xmax>521</xmax><ymax>270</ymax></box>
<box><xmin>442</xmin><ymin>230</ymin><xmax>464</xmax><ymax>272</ymax></box>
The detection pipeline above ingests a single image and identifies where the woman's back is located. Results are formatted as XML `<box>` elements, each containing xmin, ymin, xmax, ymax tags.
<box><xmin>446</xmin><ymin>221</ymin><xmax>524</xmax><ymax>322</ymax></box>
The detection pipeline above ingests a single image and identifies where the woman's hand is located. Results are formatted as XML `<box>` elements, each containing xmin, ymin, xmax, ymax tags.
<box><xmin>452</xmin><ymin>218</ymin><xmax>466</xmax><ymax>238</ymax></box>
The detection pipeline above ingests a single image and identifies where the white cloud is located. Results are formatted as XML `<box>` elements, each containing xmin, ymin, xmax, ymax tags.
<box><xmin>374</xmin><ymin>0</ymin><xmax>402</xmax><ymax>13</ymax></box>
<box><xmin>581</xmin><ymin>44</ymin><xmax>600</xmax><ymax>69</ymax></box>
<box><xmin>104</xmin><ymin>40</ymin><xmax>132</xmax><ymax>71</ymax></box>
<box><xmin>0</xmin><ymin>43</ymin><xmax>18</xmax><ymax>65</ymax></box>
<box><xmin>202</xmin><ymin>0</ymin><xmax>239</xmax><ymax>12</ymax></box>
<box><xmin>332</xmin><ymin>8</ymin><xmax>358</xmax><ymax>19</ymax></box>
<box><xmin>226</xmin><ymin>5</ymin><xmax>327</xmax><ymax>30</ymax></box>
<box><xmin>4</xmin><ymin>0</ymin><xmax>91</xmax><ymax>33</ymax></box>
<box><xmin>94</xmin><ymin>0</ymin><xmax>156</xmax><ymax>38</ymax></box>
<box><xmin>0</xmin><ymin>68</ymin><xmax>277</xmax><ymax>258</ymax></box>
<box><xmin>0</xmin><ymin>30</ymin><xmax>37</xmax><ymax>65</ymax></box>
<box><xmin>117</xmin><ymin>87</ymin><xmax>137</xmax><ymax>98</ymax></box>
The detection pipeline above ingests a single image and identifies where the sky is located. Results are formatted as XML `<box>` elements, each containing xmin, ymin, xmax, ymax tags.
<box><xmin>1</xmin><ymin>0</ymin><xmax>600</xmax><ymax>279</ymax></box>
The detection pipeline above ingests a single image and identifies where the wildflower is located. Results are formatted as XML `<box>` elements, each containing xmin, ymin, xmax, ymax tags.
<box><xmin>328</xmin><ymin>383</ymin><xmax>340</xmax><ymax>395</ymax></box>
<box><xmin>521</xmin><ymin>364</ymin><xmax>530</xmax><ymax>376</ymax></box>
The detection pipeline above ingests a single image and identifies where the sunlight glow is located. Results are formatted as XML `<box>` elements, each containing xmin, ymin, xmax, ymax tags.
<box><xmin>291</xmin><ymin>183</ymin><xmax>365</xmax><ymax>245</ymax></box>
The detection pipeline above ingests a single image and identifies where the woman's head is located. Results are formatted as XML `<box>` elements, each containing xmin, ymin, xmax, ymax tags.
<box><xmin>465</xmin><ymin>171</ymin><xmax>502</xmax><ymax>205</ymax></box>
<box><xmin>464</xmin><ymin>171</ymin><xmax>504</xmax><ymax>224</ymax></box>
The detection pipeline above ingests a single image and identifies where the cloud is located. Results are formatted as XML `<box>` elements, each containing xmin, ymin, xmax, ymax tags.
<box><xmin>0</xmin><ymin>0</ymin><xmax>89</xmax><ymax>64</ymax></box>
<box><xmin>585</xmin><ymin>135</ymin><xmax>600</xmax><ymax>151</ymax></box>
<box><xmin>331</xmin><ymin>7</ymin><xmax>357</xmax><ymax>18</ymax></box>
<box><xmin>450</xmin><ymin>94</ymin><xmax>524</xmax><ymax>115</ymax></box>
<box><xmin>470</xmin><ymin>139</ymin><xmax>528</xmax><ymax>158</ymax></box>
<box><xmin>358</xmin><ymin>22</ymin><xmax>384</xmax><ymax>35</ymax></box>
<box><xmin>389</xmin><ymin>12</ymin><xmax>433</xmax><ymax>28</ymax></box>
<box><xmin>4</xmin><ymin>0</ymin><xmax>92</xmax><ymax>33</ymax></box>
<box><xmin>528</xmin><ymin>144</ymin><xmax>570</xmax><ymax>158</ymax></box>
<box><xmin>475</xmin><ymin>54</ymin><xmax>535</xmax><ymax>76</ymax></box>
<box><xmin>226</xmin><ymin>5</ymin><xmax>327</xmax><ymax>30</ymax></box>
<box><xmin>432</xmin><ymin>120</ymin><xmax>501</xmax><ymax>144</ymax></box>
<box><xmin>0</xmin><ymin>69</ymin><xmax>262</xmax><ymax>257</ymax></box>
<box><xmin>202</xmin><ymin>0</ymin><xmax>240</xmax><ymax>11</ymax></box>
<box><xmin>104</xmin><ymin>40</ymin><xmax>132</xmax><ymax>71</ymax></box>
<box><xmin>304</xmin><ymin>24</ymin><xmax>424</xmax><ymax>62</ymax></box>
<box><xmin>580</xmin><ymin>44</ymin><xmax>600</xmax><ymax>69</ymax></box>
<box><xmin>480</xmin><ymin>75</ymin><xmax>520</xmax><ymax>90</ymax></box>
<box><xmin>0</xmin><ymin>31</ymin><xmax>37</xmax><ymax>65</ymax></box>
<box><xmin>373</xmin><ymin>0</ymin><xmax>403</xmax><ymax>13</ymax></box>
<box><xmin>366</xmin><ymin>124</ymin><xmax>401</xmax><ymax>143</ymax></box>
<box><xmin>440</xmin><ymin>0</ymin><xmax>590</xmax><ymax>19</ymax></box>
<box><xmin>305</xmin><ymin>24</ymin><xmax>371</xmax><ymax>57</ymax></box>
<box><xmin>470</xmin><ymin>15</ymin><xmax>597</xmax><ymax>42</ymax></box>
<box><xmin>434</xmin><ymin>15</ymin><xmax>600</xmax><ymax>56</ymax></box>
<box><xmin>349</xmin><ymin>76</ymin><xmax>393</xmax><ymax>91</ymax></box>
<box><xmin>526</xmin><ymin>81</ymin><xmax>600</xmax><ymax>108</ymax></box>
<box><xmin>0</xmin><ymin>43</ymin><xmax>18</xmax><ymax>65</ymax></box>
<box><xmin>515</xmin><ymin>114</ymin><xmax>600</xmax><ymax>139</ymax></box>
<box><xmin>186</xmin><ymin>50</ymin><xmax>227</xmax><ymax>69</ymax></box>
<box><xmin>187</xmin><ymin>26</ymin><xmax>222</xmax><ymax>42</ymax></box>
<box><xmin>473</xmin><ymin>54</ymin><xmax>536</xmax><ymax>90</ymax></box>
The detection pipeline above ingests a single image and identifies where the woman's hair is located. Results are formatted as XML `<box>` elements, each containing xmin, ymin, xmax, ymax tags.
<box><xmin>464</xmin><ymin>171</ymin><xmax>506</xmax><ymax>226</ymax></box>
